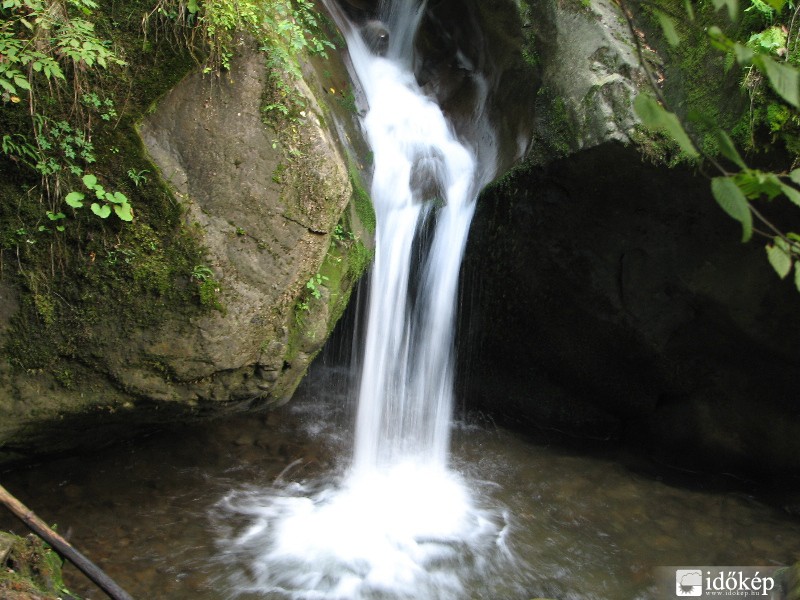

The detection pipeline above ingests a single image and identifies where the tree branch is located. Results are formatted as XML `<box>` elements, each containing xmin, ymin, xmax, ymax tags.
<box><xmin>0</xmin><ymin>483</ymin><xmax>135</xmax><ymax>600</ymax></box>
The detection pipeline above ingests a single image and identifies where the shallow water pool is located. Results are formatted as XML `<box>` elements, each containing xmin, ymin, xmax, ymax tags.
<box><xmin>0</xmin><ymin>366</ymin><xmax>798</xmax><ymax>599</ymax></box>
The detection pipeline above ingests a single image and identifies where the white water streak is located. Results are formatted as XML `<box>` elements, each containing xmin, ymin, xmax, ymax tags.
<box><xmin>352</xmin><ymin>41</ymin><xmax>478</xmax><ymax>471</ymax></box>
<box><xmin>215</xmin><ymin>1</ymin><xmax>506</xmax><ymax>597</ymax></box>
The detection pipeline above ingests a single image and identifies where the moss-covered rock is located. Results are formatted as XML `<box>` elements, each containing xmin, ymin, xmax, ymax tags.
<box><xmin>0</xmin><ymin>532</ymin><xmax>74</xmax><ymax>600</ymax></box>
<box><xmin>779</xmin><ymin>563</ymin><xmax>800</xmax><ymax>600</ymax></box>
<box><xmin>0</xmin><ymin>3</ymin><xmax>371</xmax><ymax>463</ymax></box>
<box><xmin>519</xmin><ymin>0</ymin><xmax>646</xmax><ymax>161</ymax></box>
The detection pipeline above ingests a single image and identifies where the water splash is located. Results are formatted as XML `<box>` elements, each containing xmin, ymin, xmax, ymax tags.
<box><xmin>214</xmin><ymin>1</ymin><xmax>507</xmax><ymax>597</ymax></box>
<box><xmin>216</xmin><ymin>463</ymin><xmax>513</xmax><ymax>599</ymax></box>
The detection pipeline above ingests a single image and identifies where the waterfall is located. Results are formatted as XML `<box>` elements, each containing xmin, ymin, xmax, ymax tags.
<box><xmin>349</xmin><ymin>1</ymin><xmax>484</xmax><ymax>474</ymax></box>
<box><xmin>214</xmin><ymin>2</ymin><xmax>507</xmax><ymax>598</ymax></box>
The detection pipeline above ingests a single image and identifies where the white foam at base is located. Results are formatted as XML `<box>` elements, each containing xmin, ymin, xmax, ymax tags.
<box><xmin>217</xmin><ymin>463</ymin><xmax>508</xmax><ymax>599</ymax></box>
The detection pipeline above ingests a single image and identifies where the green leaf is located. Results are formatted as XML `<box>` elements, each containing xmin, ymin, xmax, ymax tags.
<box><xmin>0</xmin><ymin>78</ymin><xmax>16</xmax><ymax>94</ymax></box>
<box><xmin>110</xmin><ymin>191</ymin><xmax>127</xmax><ymax>204</ymax></box>
<box><xmin>188</xmin><ymin>0</ymin><xmax>199</xmax><ymax>13</ymax></box>
<box><xmin>113</xmin><ymin>202</ymin><xmax>133</xmax><ymax>222</ymax></box>
<box><xmin>735</xmin><ymin>169</ymin><xmax>783</xmax><ymax>199</ymax></box>
<box><xmin>753</xmin><ymin>54</ymin><xmax>800</xmax><ymax>108</ymax></box>
<box><xmin>64</xmin><ymin>191</ymin><xmax>84</xmax><ymax>208</ymax></box>
<box><xmin>790</xmin><ymin>169</ymin><xmax>800</xmax><ymax>185</ymax></box>
<box><xmin>763</xmin><ymin>0</ymin><xmax>786</xmax><ymax>11</ymax></box>
<box><xmin>766</xmin><ymin>238</ymin><xmax>792</xmax><ymax>279</ymax></box>
<box><xmin>654</xmin><ymin>10</ymin><xmax>680</xmax><ymax>46</ymax></box>
<box><xmin>46</xmin><ymin>211</ymin><xmax>65</xmax><ymax>221</ymax></box>
<box><xmin>733</xmin><ymin>42</ymin><xmax>754</xmax><ymax>65</ymax></box>
<box><xmin>710</xmin><ymin>0</ymin><xmax>738</xmax><ymax>19</ymax></box>
<box><xmin>711</xmin><ymin>129</ymin><xmax>746</xmax><ymax>169</ymax></box>
<box><xmin>795</xmin><ymin>262</ymin><xmax>800</xmax><ymax>292</ymax></box>
<box><xmin>779</xmin><ymin>182</ymin><xmax>800</xmax><ymax>207</ymax></box>
<box><xmin>13</xmin><ymin>76</ymin><xmax>30</xmax><ymax>91</ymax></box>
<box><xmin>90</xmin><ymin>203</ymin><xmax>111</xmax><ymax>218</ymax></box>
<box><xmin>711</xmin><ymin>176</ymin><xmax>753</xmax><ymax>242</ymax></box>
<box><xmin>634</xmin><ymin>95</ymin><xmax>699</xmax><ymax>157</ymax></box>
<box><xmin>684</xmin><ymin>0</ymin><xmax>695</xmax><ymax>20</ymax></box>
<box><xmin>82</xmin><ymin>173</ymin><xmax>97</xmax><ymax>188</ymax></box>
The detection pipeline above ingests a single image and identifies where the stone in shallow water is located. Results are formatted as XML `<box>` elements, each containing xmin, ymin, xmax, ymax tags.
<box><xmin>361</xmin><ymin>20</ymin><xmax>389</xmax><ymax>56</ymax></box>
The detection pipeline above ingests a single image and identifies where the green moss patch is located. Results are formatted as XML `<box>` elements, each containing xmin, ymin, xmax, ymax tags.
<box><xmin>0</xmin><ymin>531</ymin><xmax>74</xmax><ymax>600</ymax></box>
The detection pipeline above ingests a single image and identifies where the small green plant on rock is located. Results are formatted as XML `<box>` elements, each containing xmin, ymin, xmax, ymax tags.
<box><xmin>295</xmin><ymin>272</ymin><xmax>329</xmax><ymax>322</ymax></box>
<box><xmin>191</xmin><ymin>264</ymin><xmax>223</xmax><ymax>311</ymax></box>
<box><xmin>127</xmin><ymin>169</ymin><xmax>150</xmax><ymax>187</ymax></box>
<box><xmin>333</xmin><ymin>223</ymin><xmax>354</xmax><ymax>242</ymax></box>
<box><xmin>306</xmin><ymin>272</ymin><xmax>328</xmax><ymax>300</ymax></box>
<box><xmin>65</xmin><ymin>173</ymin><xmax>133</xmax><ymax>221</ymax></box>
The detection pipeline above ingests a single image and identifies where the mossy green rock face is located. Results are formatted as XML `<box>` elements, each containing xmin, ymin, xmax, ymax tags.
<box><xmin>0</xmin><ymin>35</ymin><xmax>365</xmax><ymax>463</ymax></box>
<box><xmin>781</xmin><ymin>563</ymin><xmax>800</xmax><ymax>600</ymax></box>
<box><xmin>0</xmin><ymin>532</ymin><xmax>71</xmax><ymax>600</ymax></box>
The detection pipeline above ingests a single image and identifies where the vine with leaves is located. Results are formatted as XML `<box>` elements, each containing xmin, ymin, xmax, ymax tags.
<box><xmin>619</xmin><ymin>0</ymin><xmax>800</xmax><ymax>291</ymax></box>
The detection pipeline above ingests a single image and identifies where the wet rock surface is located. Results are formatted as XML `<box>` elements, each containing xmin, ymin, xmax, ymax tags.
<box><xmin>414</xmin><ymin>0</ymin><xmax>538</xmax><ymax>173</ymax></box>
<box><xmin>461</xmin><ymin>142</ymin><xmax>800</xmax><ymax>483</ymax></box>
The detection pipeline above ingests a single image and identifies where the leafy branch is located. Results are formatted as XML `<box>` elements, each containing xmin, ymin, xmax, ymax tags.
<box><xmin>618</xmin><ymin>0</ymin><xmax>800</xmax><ymax>291</ymax></box>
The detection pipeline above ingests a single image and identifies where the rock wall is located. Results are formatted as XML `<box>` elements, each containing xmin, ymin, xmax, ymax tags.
<box><xmin>462</xmin><ymin>144</ymin><xmax>800</xmax><ymax>481</ymax></box>
<box><xmin>458</xmin><ymin>0</ymin><xmax>800</xmax><ymax>482</ymax></box>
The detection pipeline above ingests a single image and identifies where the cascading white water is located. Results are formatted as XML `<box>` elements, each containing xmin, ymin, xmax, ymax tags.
<box><xmin>350</xmin><ymin>4</ymin><xmax>481</xmax><ymax>474</ymax></box>
<box><xmin>214</xmin><ymin>2</ymin><xmax>509</xmax><ymax>598</ymax></box>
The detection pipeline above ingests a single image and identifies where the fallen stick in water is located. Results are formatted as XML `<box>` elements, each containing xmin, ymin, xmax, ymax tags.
<box><xmin>0</xmin><ymin>483</ymin><xmax>134</xmax><ymax>600</ymax></box>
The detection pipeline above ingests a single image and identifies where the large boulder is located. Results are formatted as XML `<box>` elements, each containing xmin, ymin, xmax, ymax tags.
<box><xmin>0</xmin><ymin>38</ymin><xmax>366</xmax><ymax>464</ymax></box>
<box><xmin>137</xmin><ymin>42</ymin><xmax>352</xmax><ymax>404</ymax></box>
